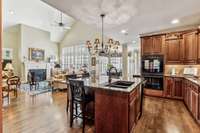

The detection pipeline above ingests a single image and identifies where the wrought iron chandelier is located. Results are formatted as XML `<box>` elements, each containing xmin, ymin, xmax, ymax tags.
<box><xmin>86</xmin><ymin>14</ymin><xmax>120</xmax><ymax>56</ymax></box>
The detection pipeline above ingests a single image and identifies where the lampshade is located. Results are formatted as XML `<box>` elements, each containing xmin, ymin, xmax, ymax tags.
<box><xmin>4</xmin><ymin>63</ymin><xmax>14</xmax><ymax>70</ymax></box>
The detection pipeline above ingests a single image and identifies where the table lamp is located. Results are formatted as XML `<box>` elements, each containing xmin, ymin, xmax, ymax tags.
<box><xmin>4</xmin><ymin>63</ymin><xmax>14</xmax><ymax>77</ymax></box>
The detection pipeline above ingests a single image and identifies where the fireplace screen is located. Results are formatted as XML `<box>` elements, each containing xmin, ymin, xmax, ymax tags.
<box><xmin>28</xmin><ymin>69</ymin><xmax>46</xmax><ymax>82</ymax></box>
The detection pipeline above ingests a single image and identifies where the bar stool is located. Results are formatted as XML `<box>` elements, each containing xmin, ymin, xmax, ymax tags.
<box><xmin>66</xmin><ymin>74</ymin><xmax>77</xmax><ymax>112</ymax></box>
<box><xmin>69</xmin><ymin>79</ymin><xmax>94</xmax><ymax>133</ymax></box>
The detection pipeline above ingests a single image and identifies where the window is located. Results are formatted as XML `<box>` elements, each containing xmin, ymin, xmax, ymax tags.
<box><xmin>99</xmin><ymin>56</ymin><xmax>108</xmax><ymax>75</ymax></box>
<box><xmin>62</xmin><ymin>45</ymin><xmax>89</xmax><ymax>70</ymax></box>
<box><xmin>98</xmin><ymin>56</ymin><xmax>122</xmax><ymax>75</ymax></box>
<box><xmin>110</xmin><ymin>57</ymin><xmax>122</xmax><ymax>71</ymax></box>
<box><xmin>128</xmin><ymin>47</ymin><xmax>140</xmax><ymax>76</ymax></box>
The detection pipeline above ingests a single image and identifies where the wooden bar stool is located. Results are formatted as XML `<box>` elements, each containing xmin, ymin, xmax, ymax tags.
<box><xmin>69</xmin><ymin>79</ymin><xmax>94</xmax><ymax>133</ymax></box>
<box><xmin>65</xmin><ymin>74</ymin><xmax>77</xmax><ymax>112</ymax></box>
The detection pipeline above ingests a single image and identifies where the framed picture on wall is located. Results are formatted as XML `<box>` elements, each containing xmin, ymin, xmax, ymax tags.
<box><xmin>3</xmin><ymin>48</ymin><xmax>13</xmax><ymax>60</ymax></box>
<box><xmin>29</xmin><ymin>48</ymin><xmax>45</xmax><ymax>61</ymax></box>
<box><xmin>91</xmin><ymin>57</ymin><xmax>96</xmax><ymax>66</ymax></box>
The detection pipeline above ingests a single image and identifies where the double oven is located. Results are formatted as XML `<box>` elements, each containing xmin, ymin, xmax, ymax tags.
<box><xmin>141</xmin><ymin>55</ymin><xmax>164</xmax><ymax>90</ymax></box>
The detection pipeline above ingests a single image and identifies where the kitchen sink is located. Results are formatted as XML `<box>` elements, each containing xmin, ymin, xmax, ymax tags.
<box><xmin>105</xmin><ymin>81</ymin><xmax>134</xmax><ymax>89</ymax></box>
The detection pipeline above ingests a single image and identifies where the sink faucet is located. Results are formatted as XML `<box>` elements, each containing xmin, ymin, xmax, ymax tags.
<box><xmin>108</xmin><ymin>66</ymin><xmax>118</xmax><ymax>83</ymax></box>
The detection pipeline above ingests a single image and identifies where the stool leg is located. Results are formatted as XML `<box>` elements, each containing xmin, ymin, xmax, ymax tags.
<box><xmin>70</xmin><ymin>100</ymin><xmax>73</xmax><ymax>127</ymax></box>
<box><xmin>75</xmin><ymin>103</ymin><xmax>78</xmax><ymax>115</ymax></box>
<box><xmin>66</xmin><ymin>93</ymin><xmax>69</xmax><ymax>112</ymax></box>
<box><xmin>82</xmin><ymin>103</ymin><xmax>86</xmax><ymax>133</ymax></box>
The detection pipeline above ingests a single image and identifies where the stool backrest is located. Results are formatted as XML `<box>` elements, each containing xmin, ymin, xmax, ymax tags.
<box><xmin>82</xmin><ymin>73</ymin><xmax>90</xmax><ymax>78</ymax></box>
<box><xmin>66</xmin><ymin>74</ymin><xmax>77</xmax><ymax>81</ymax></box>
<box><xmin>69</xmin><ymin>79</ymin><xmax>85</xmax><ymax>101</ymax></box>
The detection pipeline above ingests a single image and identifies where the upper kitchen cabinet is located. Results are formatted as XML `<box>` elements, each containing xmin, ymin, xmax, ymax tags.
<box><xmin>141</xmin><ymin>35</ymin><xmax>164</xmax><ymax>55</ymax></box>
<box><xmin>183</xmin><ymin>31</ymin><xmax>198</xmax><ymax>64</ymax></box>
<box><xmin>198</xmin><ymin>32</ymin><xmax>200</xmax><ymax>63</ymax></box>
<box><xmin>141</xmin><ymin>36</ymin><xmax>153</xmax><ymax>55</ymax></box>
<box><xmin>165</xmin><ymin>33</ymin><xmax>183</xmax><ymax>64</ymax></box>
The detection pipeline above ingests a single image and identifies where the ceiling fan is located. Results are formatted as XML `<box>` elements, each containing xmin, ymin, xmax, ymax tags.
<box><xmin>51</xmin><ymin>12</ymin><xmax>71</xmax><ymax>30</ymax></box>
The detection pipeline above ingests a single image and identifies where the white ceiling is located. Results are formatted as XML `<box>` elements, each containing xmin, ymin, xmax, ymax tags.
<box><xmin>41</xmin><ymin>0</ymin><xmax>200</xmax><ymax>43</ymax></box>
<box><xmin>3</xmin><ymin>0</ymin><xmax>75</xmax><ymax>42</ymax></box>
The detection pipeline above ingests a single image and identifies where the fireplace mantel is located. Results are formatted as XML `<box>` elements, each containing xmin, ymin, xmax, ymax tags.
<box><xmin>23</xmin><ymin>61</ymin><xmax>52</xmax><ymax>82</ymax></box>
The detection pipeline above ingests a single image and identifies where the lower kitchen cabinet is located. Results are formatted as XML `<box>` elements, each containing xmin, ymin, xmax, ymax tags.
<box><xmin>191</xmin><ymin>89</ymin><xmax>198</xmax><ymax>119</ymax></box>
<box><xmin>164</xmin><ymin>77</ymin><xmax>183</xmax><ymax>99</ymax></box>
<box><xmin>190</xmin><ymin>84</ymin><xmax>199</xmax><ymax>119</ymax></box>
<box><xmin>165</xmin><ymin>77</ymin><xmax>200</xmax><ymax>124</ymax></box>
<box><xmin>172</xmin><ymin>78</ymin><xmax>183</xmax><ymax>99</ymax></box>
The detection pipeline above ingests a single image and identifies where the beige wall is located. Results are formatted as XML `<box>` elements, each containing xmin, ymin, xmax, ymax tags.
<box><xmin>21</xmin><ymin>24</ymin><xmax>58</xmax><ymax>61</ymax></box>
<box><xmin>3</xmin><ymin>24</ymin><xmax>59</xmax><ymax>79</ymax></box>
<box><xmin>3</xmin><ymin>25</ymin><xmax>21</xmax><ymax>76</ymax></box>
<box><xmin>59</xmin><ymin>22</ymin><xmax>102</xmax><ymax>60</ymax></box>
<box><xmin>60</xmin><ymin>21</ymin><xmax>100</xmax><ymax>47</ymax></box>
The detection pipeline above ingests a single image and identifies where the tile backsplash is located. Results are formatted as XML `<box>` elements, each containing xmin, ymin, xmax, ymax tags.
<box><xmin>165</xmin><ymin>65</ymin><xmax>200</xmax><ymax>76</ymax></box>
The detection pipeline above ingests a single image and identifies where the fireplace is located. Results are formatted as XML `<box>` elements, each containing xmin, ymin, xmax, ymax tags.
<box><xmin>29</xmin><ymin>69</ymin><xmax>46</xmax><ymax>82</ymax></box>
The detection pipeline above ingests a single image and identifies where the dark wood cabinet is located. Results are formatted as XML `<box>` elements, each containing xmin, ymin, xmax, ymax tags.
<box><xmin>141</xmin><ymin>37</ymin><xmax>153</xmax><ymax>55</ymax></box>
<box><xmin>183</xmin><ymin>31</ymin><xmax>198</xmax><ymax>64</ymax></box>
<box><xmin>183</xmin><ymin>79</ymin><xmax>199</xmax><ymax>122</ymax></box>
<box><xmin>129</xmin><ymin>95</ymin><xmax>137</xmax><ymax>133</ymax></box>
<box><xmin>95</xmin><ymin>85</ymin><xmax>142</xmax><ymax>133</ymax></box>
<box><xmin>164</xmin><ymin>77</ymin><xmax>183</xmax><ymax>99</ymax></box>
<box><xmin>199</xmin><ymin>92</ymin><xmax>200</xmax><ymax>122</ymax></box>
<box><xmin>172</xmin><ymin>78</ymin><xmax>183</xmax><ymax>99</ymax></box>
<box><xmin>191</xmin><ymin>89</ymin><xmax>198</xmax><ymax>119</ymax></box>
<box><xmin>183</xmin><ymin>79</ymin><xmax>188</xmax><ymax>104</ymax></box>
<box><xmin>165</xmin><ymin>33</ymin><xmax>183</xmax><ymax>64</ymax></box>
<box><xmin>141</xmin><ymin>35</ymin><xmax>164</xmax><ymax>55</ymax></box>
<box><xmin>164</xmin><ymin>77</ymin><xmax>173</xmax><ymax>97</ymax></box>
<box><xmin>198</xmin><ymin>34</ymin><xmax>200</xmax><ymax>63</ymax></box>
<box><xmin>184</xmin><ymin>80</ymin><xmax>191</xmax><ymax>108</ymax></box>
<box><xmin>152</xmin><ymin>35</ymin><xmax>163</xmax><ymax>54</ymax></box>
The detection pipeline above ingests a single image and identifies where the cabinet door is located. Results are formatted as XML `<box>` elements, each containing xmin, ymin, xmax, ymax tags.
<box><xmin>172</xmin><ymin>78</ymin><xmax>183</xmax><ymax>99</ymax></box>
<box><xmin>152</xmin><ymin>36</ymin><xmax>163</xmax><ymax>54</ymax></box>
<box><xmin>191</xmin><ymin>89</ymin><xmax>198</xmax><ymax>119</ymax></box>
<box><xmin>164</xmin><ymin>77</ymin><xmax>173</xmax><ymax>97</ymax></box>
<box><xmin>141</xmin><ymin>37</ymin><xmax>153</xmax><ymax>55</ymax></box>
<box><xmin>129</xmin><ymin>96</ymin><xmax>137</xmax><ymax>132</ymax></box>
<box><xmin>199</xmin><ymin>93</ymin><xmax>200</xmax><ymax>121</ymax></box>
<box><xmin>183</xmin><ymin>31</ymin><xmax>198</xmax><ymax>64</ymax></box>
<box><xmin>187</xmin><ymin>85</ymin><xmax>192</xmax><ymax>111</ymax></box>
<box><xmin>183</xmin><ymin>80</ymin><xmax>187</xmax><ymax>104</ymax></box>
<box><xmin>165</xmin><ymin>39</ymin><xmax>182</xmax><ymax>64</ymax></box>
<box><xmin>198</xmin><ymin>34</ymin><xmax>200</xmax><ymax>63</ymax></box>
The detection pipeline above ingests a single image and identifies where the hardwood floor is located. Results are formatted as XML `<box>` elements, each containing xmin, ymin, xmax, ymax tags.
<box><xmin>135</xmin><ymin>97</ymin><xmax>200</xmax><ymax>133</ymax></box>
<box><xmin>3</xmin><ymin>92</ymin><xmax>200</xmax><ymax>133</ymax></box>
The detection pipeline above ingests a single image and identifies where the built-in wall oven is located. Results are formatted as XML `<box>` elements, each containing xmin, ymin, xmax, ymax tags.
<box><xmin>142</xmin><ymin>55</ymin><xmax>164</xmax><ymax>90</ymax></box>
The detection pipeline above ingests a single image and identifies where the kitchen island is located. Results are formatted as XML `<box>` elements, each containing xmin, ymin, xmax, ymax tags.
<box><xmin>79</xmin><ymin>76</ymin><xmax>144</xmax><ymax>133</ymax></box>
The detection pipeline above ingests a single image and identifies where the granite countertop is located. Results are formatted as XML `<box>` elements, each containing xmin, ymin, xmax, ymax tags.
<box><xmin>164</xmin><ymin>74</ymin><xmax>200</xmax><ymax>86</ymax></box>
<box><xmin>73</xmin><ymin>76</ymin><xmax>144</xmax><ymax>93</ymax></box>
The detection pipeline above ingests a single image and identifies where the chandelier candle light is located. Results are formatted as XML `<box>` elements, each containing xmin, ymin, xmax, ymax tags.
<box><xmin>86</xmin><ymin>14</ymin><xmax>120</xmax><ymax>56</ymax></box>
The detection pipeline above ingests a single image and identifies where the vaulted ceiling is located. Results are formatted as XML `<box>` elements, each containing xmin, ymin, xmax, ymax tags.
<box><xmin>42</xmin><ymin>0</ymin><xmax>200</xmax><ymax>43</ymax></box>
<box><xmin>4</xmin><ymin>0</ymin><xmax>75</xmax><ymax>42</ymax></box>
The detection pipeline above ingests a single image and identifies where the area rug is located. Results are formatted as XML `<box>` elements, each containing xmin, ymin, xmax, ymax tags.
<box><xmin>20</xmin><ymin>81</ymin><xmax>52</xmax><ymax>96</ymax></box>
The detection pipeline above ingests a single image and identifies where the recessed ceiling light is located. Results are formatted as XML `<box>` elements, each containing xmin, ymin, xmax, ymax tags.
<box><xmin>171</xmin><ymin>19</ymin><xmax>179</xmax><ymax>24</ymax></box>
<box><xmin>121</xmin><ymin>30</ymin><xmax>127</xmax><ymax>34</ymax></box>
<box><xmin>9</xmin><ymin>10</ymin><xmax>14</xmax><ymax>15</ymax></box>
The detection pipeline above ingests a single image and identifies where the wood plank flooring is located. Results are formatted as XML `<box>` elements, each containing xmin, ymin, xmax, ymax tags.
<box><xmin>3</xmin><ymin>92</ymin><xmax>200</xmax><ymax>133</ymax></box>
